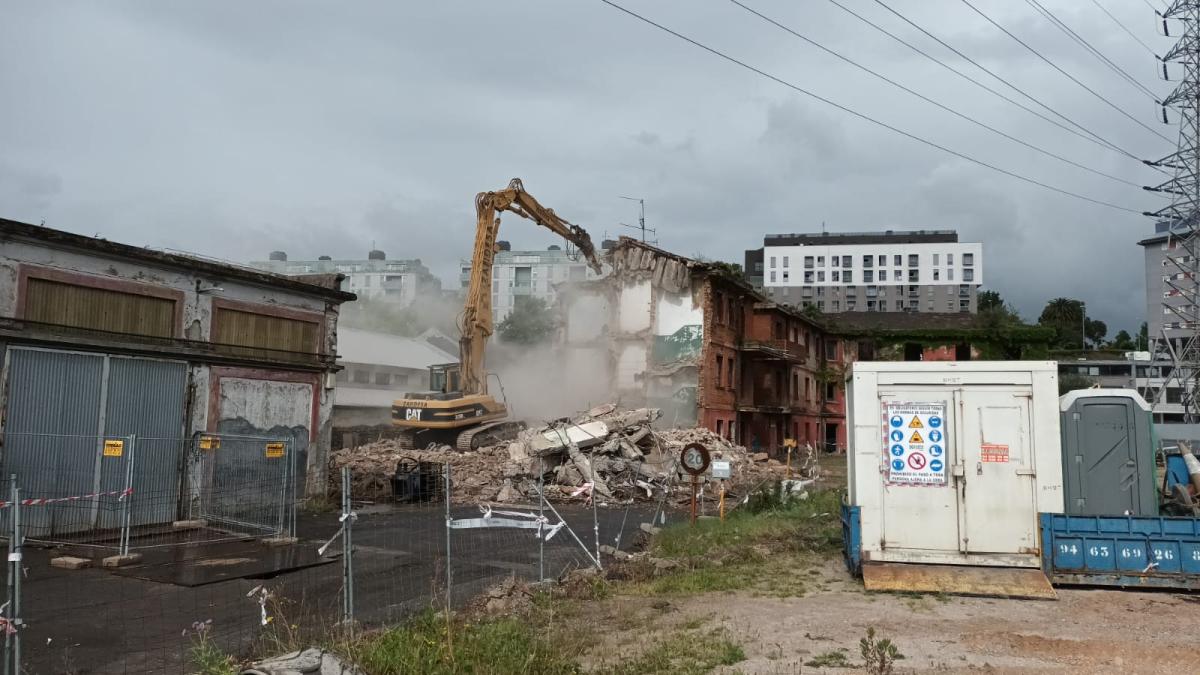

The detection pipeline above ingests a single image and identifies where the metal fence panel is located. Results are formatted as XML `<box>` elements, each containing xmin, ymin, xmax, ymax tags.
<box><xmin>193</xmin><ymin>434</ymin><xmax>294</xmax><ymax>536</ymax></box>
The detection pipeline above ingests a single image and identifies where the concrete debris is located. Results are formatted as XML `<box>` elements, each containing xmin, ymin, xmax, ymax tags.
<box><xmin>330</xmin><ymin>405</ymin><xmax>818</xmax><ymax>505</ymax></box>
<box><xmin>240</xmin><ymin>648</ymin><xmax>363</xmax><ymax>675</ymax></box>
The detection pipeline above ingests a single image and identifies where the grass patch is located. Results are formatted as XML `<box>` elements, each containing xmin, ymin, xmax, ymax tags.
<box><xmin>595</xmin><ymin>629</ymin><xmax>745</xmax><ymax>675</ymax></box>
<box><xmin>805</xmin><ymin>649</ymin><xmax>852</xmax><ymax>668</ymax></box>
<box><xmin>347</xmin><ymin>609</ymin><xmax>579</xmax><ymax>675</ymax></box>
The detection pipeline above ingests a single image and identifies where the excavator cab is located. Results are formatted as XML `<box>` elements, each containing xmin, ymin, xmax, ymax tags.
<box><xmin>428</xmin><ymin>363</ymin><xmax>461</xmax><ymax>397</ymax></box>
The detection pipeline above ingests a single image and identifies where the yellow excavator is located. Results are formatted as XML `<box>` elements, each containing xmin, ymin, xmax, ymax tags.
<box><xmin>391</xmin><ymin>179</ymin><xmax>603</xmax><ymax>450</ymax></box>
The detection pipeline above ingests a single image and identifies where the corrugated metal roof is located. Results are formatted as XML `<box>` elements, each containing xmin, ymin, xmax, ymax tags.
<box><xmin>338</xmin><ymin>328</ymin><xmax>457</xmax><ymax>370</ymax></box>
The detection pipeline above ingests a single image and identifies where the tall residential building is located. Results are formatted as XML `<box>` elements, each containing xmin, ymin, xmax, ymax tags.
<box><xmin>250</xmin><ymin>249</ymin><xmax>441</xmax><ymax>306</ymax></box>
<box><xmin>745</xmin><ymin>230</ymin><xmax>983</xmax><ymax>314</ymax></box>
<box><xmin>460</xmin><ymin>242</ymin><xmax>598</xmax><ymax>323</ymax></box>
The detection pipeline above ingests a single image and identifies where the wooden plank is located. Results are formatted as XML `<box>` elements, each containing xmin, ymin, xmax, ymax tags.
<box><xmin>862</xmin><ymin>562</ymin><xmax>1057</xmax><ymax>600</ymax></box>
<box><xmin>26</xmin><ymin>278</ymin><xmax>174</xmax><ymax>337</ymax></box>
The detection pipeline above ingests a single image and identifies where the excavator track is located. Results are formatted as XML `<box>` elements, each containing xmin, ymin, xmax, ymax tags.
<box><xmin>456</xmin><ymin>421</ymin><xmax>527</xmax><ymax>451</ymax></box>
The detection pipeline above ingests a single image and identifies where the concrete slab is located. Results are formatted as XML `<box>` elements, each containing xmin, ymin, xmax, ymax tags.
<box><xmin>172</xmin><ymin>519</ymin><xmax>207</xmax><ymax>529</ymax></box>
<box><xmin>50</xmin><ymin>556</ymin><xmax>91</xmax><ymax>570</ymax></box>
<box><xmin>261</xmin><ymin>536</ymin><xmax>299</xmax><ymax>547</ymax></box>
<box><xmin>101</xmin><ymin>553</ymin><xmax>143</xmax><ymax>568</ymax></box>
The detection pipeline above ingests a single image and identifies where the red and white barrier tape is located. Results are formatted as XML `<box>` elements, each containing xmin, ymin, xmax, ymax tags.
<box><xmin>0</xmin><ymin>487</ymin><xmax>132</xmax><ymax>509</ymax></box>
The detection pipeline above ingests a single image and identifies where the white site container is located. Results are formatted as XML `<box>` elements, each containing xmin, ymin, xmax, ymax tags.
<box><xmin>847</xmin><ymin>361</ymin><xmax>1064</xmax><ymax>568</ymax></box>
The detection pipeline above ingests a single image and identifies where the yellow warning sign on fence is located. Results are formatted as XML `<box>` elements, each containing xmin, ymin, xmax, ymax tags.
<box><xmin>265</xmin><ymin>442</ymin><xmax>285</xmax><ymax>459</ymax></box>
<box><xmin>103</xmin><ymin>439</ymin><xmax>124</xmax><ymax>457</ymax></box>
<box><xmin>199</xmin><ymin>436</ymin><xmax>221</xmax><ymax>450</ymax></box>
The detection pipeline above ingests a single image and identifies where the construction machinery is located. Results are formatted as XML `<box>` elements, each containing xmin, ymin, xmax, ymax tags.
<box><xmin>391</xmin><ymin>179</ymin><xmax>603</xmax><ymax>450</ymax></box>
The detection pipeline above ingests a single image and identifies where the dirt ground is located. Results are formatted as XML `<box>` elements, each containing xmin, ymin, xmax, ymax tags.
<box><xmin>581</xmin><ymin>555</ymin><xmax>1200</xmax><ymax>674</ymax></box>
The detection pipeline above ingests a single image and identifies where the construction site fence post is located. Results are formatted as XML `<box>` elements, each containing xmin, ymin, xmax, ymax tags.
<box><xmin>118</xmin><ymin>434</ymin><xmax>136</xmax><ymax>557</ymax></box>
<box><xmin>538</xmin><ymin>457</ymin><xmax>545</xmax><ymax>582</ymax></box>
<box><xmin>443</xmin><ymin>463</ymin><xmax>452</xmax><ymax>611</ymax></box>
<box><xmin>591</xmin><ymin>480</ymin><xmax>601</xmax><ymax>570</ymax></box>
<box><xmin>3</xmin><ymin>476</ymin><xmax>14</xmax><ymax>675</ymax></box>
<box><xmin>341</xmin><ymin>466</ymin><xmax>354</xmax><ymax>629</ymax></box>
<box><xmin>11</xmin><ymin>484</ymin><xmax>20</xmax><ymax>675</ymax></box>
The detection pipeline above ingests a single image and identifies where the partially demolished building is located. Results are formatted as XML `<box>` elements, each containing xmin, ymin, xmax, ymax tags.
<box><xmin>558</xmin><ymin>238</ymin><xmax>849</xmax><ymax>453</ymax></box>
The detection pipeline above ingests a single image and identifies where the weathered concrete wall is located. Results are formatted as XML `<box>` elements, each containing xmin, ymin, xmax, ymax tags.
<box><xmin>0</xmin><ymin>238</ymin><xmax>333</xmax><ymax>332</ymax></box>
<box><xmin>217</xmin><ymin>376</ymin><xmax>315</xmax><ymax>494</ymax></box>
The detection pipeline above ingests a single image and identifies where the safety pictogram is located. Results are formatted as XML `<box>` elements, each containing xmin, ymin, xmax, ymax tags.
<box><xmin>882</xmin><ymin>401</ymin><xmax>948</xmax><ymax>486</ymax></box>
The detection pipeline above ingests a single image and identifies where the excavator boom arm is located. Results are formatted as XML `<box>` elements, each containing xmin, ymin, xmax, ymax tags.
<box><xmin>458</xmin><ymin>179</ymin><xmax>602</xmax><ymax>396</ymax></box>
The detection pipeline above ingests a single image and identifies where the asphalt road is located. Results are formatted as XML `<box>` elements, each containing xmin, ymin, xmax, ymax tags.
<box><xmin>16</xmin><ymin>502</ymin><xmax>654</xmax><ymax>674</ymax></box>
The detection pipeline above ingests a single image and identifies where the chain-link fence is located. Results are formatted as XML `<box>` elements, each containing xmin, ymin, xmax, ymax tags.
<box><xmin>0</xmin><ymin>449</ymin><xmax>655</xmax><ymax>674</ymax></box>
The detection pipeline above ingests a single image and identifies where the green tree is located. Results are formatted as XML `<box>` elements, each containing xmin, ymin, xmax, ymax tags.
<box><xmin>978</xmin><ymin>289</ymin><xmax>1004</xmax><ymax>312</ymax></box>
<box><xmin>497</xmin><ymin>296</ymin><xmax>558</xmax><ymax>345</ymax></box>
<box><xmin>1059</xmin><ymin>373</ymin><xmax>1095</xmax><ymax>396</ymax></box>
<box><xmin>1139</xmin><ymin>322</ymin><xmax>1149</xmax><ymax>350</ymax></box>
<box><xmin>1038</xmin><ymin>298</ymin><xmax>1085</xmax><ymax>349</ymax></box>
<box><xmin>1084</xmin><ymin>318</ymin><xmax>1107</xmax><ymax>348</ymax></box>
<box><xmin>1110</xmin><ymin>329</ymin><xmax>1135</xmax><ymax>350</ymax></box>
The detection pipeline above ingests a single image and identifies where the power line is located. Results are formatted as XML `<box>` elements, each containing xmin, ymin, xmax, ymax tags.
<box><xmin>594</xmin><ymin>0</ymin><xmax>1143</xmax><ymax>214</ymax></box>
<box><xmin>1024</xmin><ymin>0</ymin><xmax>1159</xmax><ymax>100</ymax></box>
<box><xmin>1090</xmin><ymin>0</ymin><xmax>1159</xmax><ymax>57</ymax></box>
<box><xmin>727</xmin><ymin>0</ymin><xmax>1141</xmax><ymax>187</ymax></box>
<box><xmin>869</xmin><ymin>0</ymin><xmax>1152</xmax><ymax>164</ymax></box>
<box><xmin>959</xmin><ymin>0</ymin><xmax>1173</xmax><ymax>144</ymax></box>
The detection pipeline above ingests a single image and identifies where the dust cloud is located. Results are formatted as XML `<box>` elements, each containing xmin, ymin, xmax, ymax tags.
<box><xmin>486</xmin><ymin>340</ymin><xmax>612</xmax><ymax>425</ymax></box>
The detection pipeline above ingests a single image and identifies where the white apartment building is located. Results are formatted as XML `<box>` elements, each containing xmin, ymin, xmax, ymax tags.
<box><xmin>250</xmin><ymin>249</ymin><xmax>441</xmax><ymax>307</ymax></box>
<box><xmin>748</xmin><ymin>230</ymin><xmax>983</xmax><ymax>313</ymax></box>
<box><xmin>460</xmin><ymin>243</ymin><xmax>597</xmax><ymax>323</ymax></box>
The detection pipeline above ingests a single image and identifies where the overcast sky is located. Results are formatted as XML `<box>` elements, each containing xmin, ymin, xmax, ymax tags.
<box><xmin>0</xmin><ymin>1</ymin><xmax>1178</xmax><ymax>333</ymax></box>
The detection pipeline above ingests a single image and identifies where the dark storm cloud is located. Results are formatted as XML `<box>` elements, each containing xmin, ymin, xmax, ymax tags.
<box><xmin>0</xmin><ymin>0</ymin><xmax>1171</xmax><ymax>330</ymax></box>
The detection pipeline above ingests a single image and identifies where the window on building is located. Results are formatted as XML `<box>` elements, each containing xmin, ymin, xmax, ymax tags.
<box><xmin>832</xmin><ymin>271</ymin><xmax>840</xmax><ymax>282</ymax></box>
<box><xmin>769</xmin><ymin>271</ymin><xmax>776</xmax><ymax>283</ymax></box>
<box><xmin>958</xmin><ymin>284</ymin><xmax>970</xmax><ymax>297</ymax></box>
<box><xmin>817</xmin><ymin>271</ymin><xmax>825</xmax><ymax>282</ymax></box>
<box><xmin>817</xmin><ymin>300</ymin><xmax>825</xmax><ymax>310</ymax></box>
<box><xmin>908</xmin><ymin>254</ymin><xmax>919</xmax><ymax>266</ymax></box>
<box><xmin>908</xmin><ymin>269</ymin><xmax>919</xmax><ymax>282</ymax></box>
<box><xmin>783</xmin><ymin>271</ymin><xmax>790</xmax><ymax>282</ymax></box>
<box><xmin>894</xmin><ymin>254</ymin><xmax>902</xmax><ymax>266</ymax></box>
<box><xmin>844</xmin><ymin>271</ymin><xmax>854</xmax><ymax>283</ymax></box>
<box><xmin>791</xmin><ymin>372</ymin><xmax>798</xmax><ymax>401</ymax></box>
<box><xmin>826</xmin><ymin>381</ymin><xmax>836</xmax><ymax>400</ymax></box>
<box><xmin>727</xmin><ymin>357</ymin><xmax>735</xmax><ymax>388</ymax></box>
<box><xmin>716</xmin><ymin>419</ymin><xmax>724</xmax><ymax>436</ymax></box>
<box><xmin>804</xmin><ymin>271</ymin><xmax>814</xmax><ymax>283</ymax></box>
<box><xmin>24</xmin><ymin>277</ymin><xmax>178</xmax><ymax>339</ymax></box>
<box><xmin>832</xmin><ymin>256</ymin><xmax>840</xmax><ymax>267</ymax></box>
<box><xmin>715</xmin><ymin>293</ymin><xmax>725</xmax><ymax>324</ymax></box>
<box><xmin>842</xmin><ymin>255</ymin><xmax>852</xmax><ymax>267</ymax></box>
<box><xmin>959</xmin><ymin>299</ymin><xmax>970</xmax><ymax>312</ymax></box>
<box><xmin>783</xmin><ymin>256</ymin><xmax>790</xmax><ymax>268</ymax></box>
<box><xmin>878</xmin><ymin>270</ymin><xmax>887</xmax><ymax>281</ymax></box>
<box><xmin>847</xmin><ymin>299</ymin><xmax>857</xmax><ymax>310</ymax></box>
<box><xmin>963</xmin><ymin>253</ymin><xmax>974</xmax><ymax>266</ymax></box>
<box><xmin>932</xmin><ymin>253</ymin><xmax>940</xmax><ymax>265</ymax></box>
<box><xmin>933</xmin><ymin>270</ymin><xmax>940</xmax><ymax>281</ymax></box>
<box><xmin>864</xmin><ymin>270</ymin><xmax>873</xmax><ymax>283</ymax></box>
<box><xmin>863</xmin><ymin>255</ymin><xmax>873</xmax><ymax>268</ymax></box>
<box><xmin>947</xmin><ymin>301</ymin><xmax>954</xmax><ymax>311</ymax></box>
<box><xmin>963</xmin><ymin>269</ymin><xmax>974</xmax><ymax>282</ymax></box>
<box><xmin>878</xmin><ymin>255</ymin><xmax>886</xmax><ymax>266</ymax></box>
<box><xmin>753</xmin><ymin>262</ymin><xmax>763</xmax><ymax>273</ymax></box>
<box><xmin>375</xmin><ymin>371</ymin><xmax>392</xmax><ymax>385</ymax></box>
<box><xmin>817</xmin><ymin>256</ymin><xmax>825</xmax><ymax>267</ymax></box>
<box><xmin>803</xmin><ymin>256</ymin><xmax>813</xmax><ymax>268</ymax></box>
<box><xmin>832</xmin><ymin>300</ymin><xmax>841</xmax><ymax>311</ymax></box>
<box><xmin>716</xmin><ymin>354</ymin><xmax>724</xmax><ymax>387</ymax></box>
<box><xmin>947</xmin><ymin>268</ymin><xmax>954</xmax><ymax>281</ymax></box>
<box><xmin>352</xmin><ymin>370</ymin><xmax>369</xmax><ymax>384</ymax></box>
<box><xmin>769</xmin><ymin>256</ymin><xmax>776</xmax><ymax>268</ymax></box>
<box><xmin>867</xmin><ymin>300</ymin><xmax>877</xmax><ymax>311</ymax></box>
<box><xmin>947</xmin><ymin>253</ymin><xmax>954</xmax><ymax>265</ymax></box>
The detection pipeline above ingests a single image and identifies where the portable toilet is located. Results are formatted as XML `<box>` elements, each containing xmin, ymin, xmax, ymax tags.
<box><xmin>1058</xmin><ymin>389</ymin><xmax>1155</xmax><ymax>516</ymax></box>
<box><xmin>844</xmin><ymin>361</ymin><xmax>1063</xmax><ymax>598</ymax></box>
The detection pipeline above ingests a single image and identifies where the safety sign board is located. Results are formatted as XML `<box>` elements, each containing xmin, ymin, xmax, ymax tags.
<box><xmin>103</xmin><ymin>439</ymin><xmax>124</xmax><ymax>457</ymax></box>
<box><xmin>265</xmin><ymin>442</ymin><xmax>285</xmax><ymax>459</ymax></box>
<box><xmin>981</xmin><ymin>443</ymin><xmax>1009</xmax><ymax>463</ymax></box>
<box><xmin>883</xmin><ymin>402</ymin><xmax>948</xmax><ymax>486</ymax></box>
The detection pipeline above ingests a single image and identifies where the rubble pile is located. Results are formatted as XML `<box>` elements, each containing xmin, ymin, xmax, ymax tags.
<box><xmin>329</xmin><ymin>404</ymin><xmax>819</xmax><ymax>505</ymax></box>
